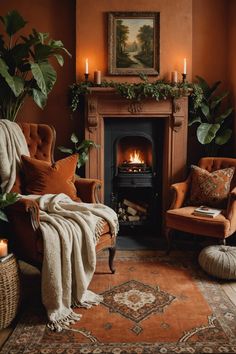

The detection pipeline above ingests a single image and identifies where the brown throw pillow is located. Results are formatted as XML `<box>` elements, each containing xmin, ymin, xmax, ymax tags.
<box><xmin>21</xmin><ymin>154</ymin><xmax>78</xmax><ymax>200</ymax></box>
<box><xmin>189</xmin><ymin>165</ymin><xmax>235</xmax><ymax>208</ymax></box>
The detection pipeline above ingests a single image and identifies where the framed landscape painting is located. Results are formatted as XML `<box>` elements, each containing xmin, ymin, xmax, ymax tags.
<box><xmin>108</xmin><ymin>12</ymin><xmax>160</xmax><ymax>76</ymax></box>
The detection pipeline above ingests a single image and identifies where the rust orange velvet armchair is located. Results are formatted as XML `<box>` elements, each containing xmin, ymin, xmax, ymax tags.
<box><xmin>165</xmin><ymin>157</ymin><xmax>236</xmax><ymax>251</ymax></box>
<box><xmin>6</xmin><ymin>123</ymin><xmax>116</xmax><ymax>272</ymax></box>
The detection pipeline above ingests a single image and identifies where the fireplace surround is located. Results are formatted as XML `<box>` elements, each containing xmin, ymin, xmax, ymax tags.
<box><xmin>83</xmin><ymin>88</ymin><xmax>188</xmax><ymax>231</ymax></box>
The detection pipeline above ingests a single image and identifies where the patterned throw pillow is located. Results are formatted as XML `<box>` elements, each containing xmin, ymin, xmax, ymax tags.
<box><xmin>189</xmin><ymin>165</ymin><xmax>235</xmax><ymax>208</ymax></box>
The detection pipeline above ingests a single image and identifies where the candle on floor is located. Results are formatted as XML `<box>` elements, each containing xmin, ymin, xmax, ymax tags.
<box><xmin>0</xmin><ymin>239</ymin><xmax>8</xmax><ymax>257</ymax></box>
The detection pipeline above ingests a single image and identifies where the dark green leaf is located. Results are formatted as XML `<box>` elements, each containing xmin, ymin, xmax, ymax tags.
<box><xmin>32</xmin><ymin>88</ymin><xmax>47</xmax><ymax>109</ymax></box>
<box><xmin>215</xmin><ymin>108</ymin><xmax>233</xmax><ymax>124</ymax></box>
<box><xmin>0</xmin><ymin>10</ymin><xmax>27</xmax><ymax>37</ymax></box>
<box><xmin>0</xmin><ymin>58</ymin><xmax>24</xmax><ymax>96</ymax></box>
<box><xmin>57</xmin><ymin>146</ymin><xmax>73</xmax><ymax>154</ymax></box>
<box><xmin>200</xmin><ymin>102</ymin><xmax>210</xmax><ymax>118</ymax></box>
<box><xmin>0</xmin><ymin>210</ymin><xmax>8</xmax><ymax>222</ymax></box>
<box><xmin>188</xmin><ymin>116</ymin><xmax>202</xmax><ymax>126</ymax></box>
<box><xmin>71</xmin><ymin>133</ymin><xmax>79</xmax><ymax>144</ymax></box>
<box><xmin>215</xmin><ymin>129</ymin><xmax>232</xmax><ymax>145</ymax></box>
<box><xmin>210</xmin><ymin>91</ymin><xmax>228</xmax><ymax>110</ymax></box>
<box><xmin>30</xmin><ymin>61</ymin><xmax>56</xmax><ymax>95</ymax></box>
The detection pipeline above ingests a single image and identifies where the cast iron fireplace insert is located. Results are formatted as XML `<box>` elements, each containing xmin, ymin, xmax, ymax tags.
<box><xmin>104</xmin><ymin>118</ymin><xmax>164</xmax><ymax>235</ymax></box>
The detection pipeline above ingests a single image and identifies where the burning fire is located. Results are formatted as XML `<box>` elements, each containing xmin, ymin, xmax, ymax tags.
<box><xmin>129</xmin><ymin>150</ymin><xmax>144</xmax><ymax>164</ymax></box>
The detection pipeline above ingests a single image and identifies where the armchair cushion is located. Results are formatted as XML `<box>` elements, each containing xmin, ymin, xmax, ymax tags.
<box><xmin>188</xmin><ymin>165</ymin><xmax>235</xmax><ymax>208</ymax></box>
<box><xmin>21</xmin><ymin>154</ymin><xmax>79</xmax><ymax>200</ymax></box>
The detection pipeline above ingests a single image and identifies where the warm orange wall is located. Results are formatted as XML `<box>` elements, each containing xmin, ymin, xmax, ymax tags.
<box><xmin>0</xmin><ymin>0</ymin><xmax>76</xmax><ymax>153</ymax></box>
<box><xmin>192</xmin><ymin>0</ymin><xmax>228</xmax><ymax>86</ymax></box>
<box><xmin>76</xmin><ymin>0</ymin><xmax>192</xmax><ymax>83</ymax></box>
<box><xmin>227</xmin><ymin>0</ymin><xmax>236</xmax><ymax>154</ymax></box>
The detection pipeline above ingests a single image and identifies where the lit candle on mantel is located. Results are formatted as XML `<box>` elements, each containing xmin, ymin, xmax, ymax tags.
<box><xmin>85</xmin><ymin>58</ymin><xmax>89</xmax><ymax>74</ymax></box>
<box><xmin>0</xmin><ymin>239</ymin><xmax>8</xmax><ymax>257</ymax></box>
<box><xmin>183</xmin><ymin>58</ymin><xmax>187</xmax><ymax>74</ymax></box>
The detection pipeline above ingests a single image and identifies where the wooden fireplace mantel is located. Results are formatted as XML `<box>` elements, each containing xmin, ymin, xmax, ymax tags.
<box><xmin>84</xmin><ymin>88</ymin><xmax>188</xmax><ymax>212</ymax></box>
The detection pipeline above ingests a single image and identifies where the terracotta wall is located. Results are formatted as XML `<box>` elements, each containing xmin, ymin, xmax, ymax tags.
<box><xmin>0</xmin><ymin>0</ymin><xmax>76</xmax><ymax>154</ymax></box>
<box><xmin>227</xmin><ymin>0</ymin><xmax>236</xmax><ymax>154</ymax></box>
<box><xmin>76</xmin><ymin>0</ymin><xmax>192</xmax><ymax>83</ymax></box>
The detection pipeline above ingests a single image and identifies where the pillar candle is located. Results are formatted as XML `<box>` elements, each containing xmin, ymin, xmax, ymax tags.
<box><xmin>0</xmin><ymin>239</ymin><xmax>8</xmax><ymax>257</ymax></box>
<box><xmin>85</xmin><ymin>58</ymin><xmax>89</xmax><ymax>74</ymax></box>
<box><xmin>171</xmin><ymin>71</ymin><xmax>178</xmax><ymax>83</ymax></box>
<box><xmin>94</xmin><ymin>70</ymin><xmax>101</xmax><ymax>85</ymax></box>
<box><xmin>183</xmin><ymin>58</ymin><xmax>187</xmax><ymax>74</ymax></box>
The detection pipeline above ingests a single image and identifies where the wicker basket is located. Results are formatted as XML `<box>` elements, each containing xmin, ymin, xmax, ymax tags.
<box><xmin>0</xmin><ymin>255</ymin><xmax>21</xmax><ymax>329</ymax></box>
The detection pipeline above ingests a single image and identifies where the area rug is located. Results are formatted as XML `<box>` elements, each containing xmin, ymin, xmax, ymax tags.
<box><xmin>1</xmin><ymin>250</ymin><xmax>236</xmax><ymax>354</ymax></box>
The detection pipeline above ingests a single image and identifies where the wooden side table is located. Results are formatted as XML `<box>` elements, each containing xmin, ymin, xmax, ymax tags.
<box><xmin>0</xmin><ymin>254</ymin><xmax>21</xmax><ymax>329</ymax></box>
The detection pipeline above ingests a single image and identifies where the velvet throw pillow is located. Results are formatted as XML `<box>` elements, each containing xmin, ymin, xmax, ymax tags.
<box><xmin>21</xmin><ymin>154</ymin><xmax>78</xmax><ymax>200</ymax></box>
<box><xmin>189</xmin><ymin>165</ymin><xmax>235</xmax><ymax>208</ymax></box>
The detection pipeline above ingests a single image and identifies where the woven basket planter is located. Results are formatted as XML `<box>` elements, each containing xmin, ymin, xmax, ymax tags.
<box><xmin>0</xmin><ymin>255</ymin><xmax>21</xmax><ymax>329</ymax></box>
<box><xmin>199</xmin><ymin>245</ymin><xmax>236</xmax><ymax>280</ymax></box>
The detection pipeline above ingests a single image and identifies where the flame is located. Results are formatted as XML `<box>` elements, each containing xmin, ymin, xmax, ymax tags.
<box><xmin>129</xmin><ymin>150</ymin><xmax>144</xmax><ymax>164</ymax></box>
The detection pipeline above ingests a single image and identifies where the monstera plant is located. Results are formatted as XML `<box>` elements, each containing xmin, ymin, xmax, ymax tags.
<box><xmin>0</xmin><ymin>10</ymin><xmax>71</xmax><ymax>121</ymax></box>
<box><xmin>189</xmin><ymin>76</ymin><xmax>233</xmax><ymax>156</ymax></box>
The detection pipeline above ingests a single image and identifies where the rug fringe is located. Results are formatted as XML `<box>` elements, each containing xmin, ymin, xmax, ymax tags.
<box><xmin>47</xmin><ymin>310</ymin><xmax>82</xmax><ymax>332</ymax></box>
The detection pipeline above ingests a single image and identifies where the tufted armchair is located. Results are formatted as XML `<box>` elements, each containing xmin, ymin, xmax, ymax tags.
<box><xmin>165</xmin><ymin>157</ymin><xmax>236</xmax><ymax>252</ymax></box>
<box><xmin>6</xmin><ymin>123</ymin><xmax>116</xmax><ymax>272</ymax></box>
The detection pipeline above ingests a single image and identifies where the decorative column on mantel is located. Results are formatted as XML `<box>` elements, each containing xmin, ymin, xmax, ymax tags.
<box><xmin>84</xmin><ymin>87</ymin><xmax>188</xmax><ymax>213</ymax></box>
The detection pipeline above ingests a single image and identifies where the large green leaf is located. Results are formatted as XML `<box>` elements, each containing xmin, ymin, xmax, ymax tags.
<box><xmin>0</xmin><ymin>10</ymin><xmax>27</xmax><ymax>37</ymax></box>
<box><xmin>32</xmin><ymin>88</ymin><xmax>47</xmax><ymax>108</ymax></box>
<box><xmin>0</xmin><ymin>58</ymin><xmax>24</xmax><ymax>96</ymax></box>
<box><xmin>200</xmin><ymin>102</ymin><xmax>210</xmax><ymax>118</ymax></box>
<box><xmin>215</xmin><ymin>128</ymin><xmax>232</xmax><ymax>145</ymax></box>
<box><xmin>30</xmin><ymin>61</ymin><xmax>56</xmax><ymax>95</ymax></box>
<box><xmin>188</xmin><ymin>116</ymin><xmax>202</xmax><ymax>126</ymax></box>
<box><xmin>197</xmin><ymin>123</ymin><xmax>220</xmax><ymax>144</ymax></box>
<box><xmin>215</xmin><ymin>108</ymin><xmax>233</xmax><ymax>124</ymax></box>
<box><xmin>48</xmin><ymin>39</ymin><xmax>71</xmax><ymax>57</ymax></box>
<box><xmin>33</xmin><ymin>44</ymin><xmax>53</xmax><ymax>61</ymax></box>
<box><xmin>54</xmin><ymin>54</ymin><xmax>64</xmax><ymax>66</ymax></box>
<box><xmin>210</xmin><ymin>91</ymin><xmax>228</xmax><ymax>110</ymax></box>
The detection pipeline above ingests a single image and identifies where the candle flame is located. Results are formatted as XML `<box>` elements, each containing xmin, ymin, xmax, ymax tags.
<box><xmin>129</xmin><ymin>150</ymin><xmax>144</xmax><ymax>164</ymax></box>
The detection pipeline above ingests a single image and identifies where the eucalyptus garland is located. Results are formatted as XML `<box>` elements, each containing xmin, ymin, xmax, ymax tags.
<box><xmin>69</xmin><ymin>75</ymin><xmax>203</xmax><ymax>113</ymax></box>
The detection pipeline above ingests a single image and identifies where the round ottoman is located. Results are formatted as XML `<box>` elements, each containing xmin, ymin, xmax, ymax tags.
<box><xmin>198</xmin><ymin>245</ymin><xmax>236</xmax><ymax>280</ymax></box>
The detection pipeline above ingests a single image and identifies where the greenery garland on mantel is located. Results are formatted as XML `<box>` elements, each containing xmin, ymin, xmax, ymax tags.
<box><xmin>69</xmin><ymin>74</ymin><xmax>203</xmax><ymax>113</ymax></box>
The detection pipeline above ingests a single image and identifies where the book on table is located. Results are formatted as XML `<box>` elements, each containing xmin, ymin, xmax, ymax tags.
<box><xmin>192</xmin><ymin>206</ymin><xmax>222</xmax><ymax>218</ymax></box>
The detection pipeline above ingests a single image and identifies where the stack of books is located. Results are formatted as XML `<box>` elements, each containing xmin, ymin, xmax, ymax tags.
<box><xmin>193</xmin><ymin>206</ymin><xmax>222</xmax><ymax>218</ymax></box>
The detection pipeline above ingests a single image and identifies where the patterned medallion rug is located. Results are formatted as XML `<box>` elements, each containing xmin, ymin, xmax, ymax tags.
<box><xmin>1</xmin><ymin>250</ymin><xmax>236</xmax><ymax>354</ymax></box>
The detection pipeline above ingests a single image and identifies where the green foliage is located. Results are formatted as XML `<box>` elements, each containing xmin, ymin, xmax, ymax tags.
<box><xmin>0</xmin><ymin>192</ymin><xmax>19</xmax><ymax>222</ymax></box>
<box><xmin>58</xmin><ymin>133</ymin><xmax>99</xmax><ymax>171</ymax></box>
<box><xmin>68</xmin><ymin>74</ymin><xmax>204</xmax><ymax>113</ymax></box>
<box><xmin>189</xmin><ymin>76</ymin><xmax>233</xmax><ymax>156</ymax></box>
<box><xmin>0</xmin><ymin>10</ymin><xmax>71</xmax><ymax>121</ymax></box>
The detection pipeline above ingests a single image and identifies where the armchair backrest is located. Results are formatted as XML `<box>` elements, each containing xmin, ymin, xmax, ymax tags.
<box><xmin>198</xmin><ymin>157</ymin><xmax>236</xmax><ymax>190</ymax></box>
<box><xmin>11</xmin><ymin>123</ymin><xmax>56</xmax><ymax>193</ymax></box>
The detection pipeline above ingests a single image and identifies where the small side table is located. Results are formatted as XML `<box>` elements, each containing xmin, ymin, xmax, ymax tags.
<box><xmin>0</xmin><ymin>254</ymin><xmax>21</xmax><ymax>329</ymax></box>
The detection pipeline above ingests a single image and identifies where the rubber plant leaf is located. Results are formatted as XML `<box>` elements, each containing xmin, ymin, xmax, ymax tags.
<box><xmin>210</xmin><ymin>92</ymin><xmax>228</xmax><ymax>110</ymax></box>
<box><xmin>215</xmin><ymin>128</ymin><xmax>232</xmax><ymax>145</ymax></box>
<box><xmin>188</xmin><ymin>116</ymin><xmax>202</xmax><ymax>127</ymax></box>
<box><xmin>57</xmin><ymin>146</ymin><xmax>74</xmax><ymax>154</ymax></box>
<box><xmin>197</xmin><ymin>123</ymin><xmax>220</xmax><ymax>145</ymax></box>
<box><xmin>0</xmin><ymin>58</ymin><xmax>24</xmax><ymax>96</ymax></box>
<box><xmin>31</xmin><ymin>88</ymin><xmax>47</xmax><ymax>109</ymax></box>
<box><xmin>71</xmin><ymin>133</ymin><xmax>79</xmax><ymax>144</ymax></box>
<box><xmin>30</xmin><ymin>61</ymin><xmax>57</xmax><ymax>96</ymax></box>
<box><xmin>0</xmin><ymin>10</ymin><xmax>27</xmax><ymax>37</ymax></box>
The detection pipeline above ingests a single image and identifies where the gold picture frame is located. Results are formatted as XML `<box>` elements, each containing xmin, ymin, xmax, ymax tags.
<box><xmin>108</xmin><ymin>12</ymin><xmax>160</xmax><ymax>76</ymax></box>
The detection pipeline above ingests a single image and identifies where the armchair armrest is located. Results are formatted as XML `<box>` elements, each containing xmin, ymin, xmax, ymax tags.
<box><xmin>6</xmin><ymin>197</ymin><xmax>40</xmax><ymax>230</ymax></box>
<box><xmin>74</xmin><ymin>176</ymin><xmax>102</xmax><ymax>203</ymax></box>
<box><xmin>169</xmin><ymin>177</ymin><xmax>191</xmax><ymax>209</ymax></box>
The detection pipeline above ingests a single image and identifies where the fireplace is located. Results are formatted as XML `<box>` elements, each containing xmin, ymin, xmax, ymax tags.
<box><xmin>83</xmin><ymin>88</ymin><xmax>188</xmax><ymax>234</ymax></box>
<box><xmin>105</xmin><ymin>118</ymin><xmax>163</xmax><ymax>232</ymax></box>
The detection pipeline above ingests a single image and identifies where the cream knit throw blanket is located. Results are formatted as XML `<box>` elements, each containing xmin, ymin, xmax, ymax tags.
<box><xmin>0</xmin><ymin>120</ymin><xmax>119</xmax><ymax>331</ymax></box>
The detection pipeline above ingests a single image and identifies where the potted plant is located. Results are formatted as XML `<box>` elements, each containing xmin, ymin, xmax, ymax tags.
<box><xmin>189</xmin><ymin>76</ymin><xmax>233</xmax><ymax>156</ymax></box>
<box><xmin>0</xmin><ymin>10</ymin><xmax>71</xmax><ymax>121</ymax></box>
<box><xmin>58</xmin><ymin>133</ymin><xmax>99</xmax><ymax>173</ymax></box>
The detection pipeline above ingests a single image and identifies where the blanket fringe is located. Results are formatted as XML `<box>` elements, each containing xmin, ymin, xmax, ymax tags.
<box><xmin>95</xmin><ymin>218</ymin><xmax>106</xmax><ymax>242</ymax></box>
<box><xmin>72</xmin><ymin>293</ymin><xmax>104</xmax><ymax>309</ymax></box>
<box><xmin>47</xmin><ymin>311</ymin><xmax>82</xmax><ymax>332</ymax></box>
